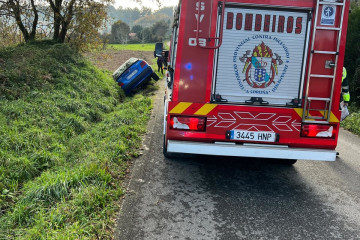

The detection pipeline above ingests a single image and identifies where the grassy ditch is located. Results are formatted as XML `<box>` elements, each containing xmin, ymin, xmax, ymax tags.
<box><xmin>0</xmin><ymin>41</ymin><xmax>154</xmax><ymax>239</ymax></box>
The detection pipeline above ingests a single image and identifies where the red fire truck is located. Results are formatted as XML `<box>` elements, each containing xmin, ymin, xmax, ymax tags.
<box><xmin>162</xmin><ymin>0</ymin><xmax>350</xmax><ymax>163</ymax></box>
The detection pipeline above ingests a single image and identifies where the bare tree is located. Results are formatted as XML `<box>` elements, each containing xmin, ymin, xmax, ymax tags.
<box><xmin>0</xmin><ymin>0</ymin><xmax>39</xmax><ymax>42</ymax></box>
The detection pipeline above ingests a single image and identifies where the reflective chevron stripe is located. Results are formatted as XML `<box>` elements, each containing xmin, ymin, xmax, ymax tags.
<box><xmin>194</xmin><ymin>104</ymin><xmax>217</xmax><ymax>115</ymax></box>
<box><xmin>169</xmin><ymin>102</ymin><xmax>218</xmax><ymax>115</ymax></box>
<box><xmin>169</xmin><ymin>102</ymin><xmax>192</xmax><ymax>114</ymax></box>
<box><xmin>294</xmin><ymin>108</ymin><xmax>339</xmax><ymax>123</ymax></box>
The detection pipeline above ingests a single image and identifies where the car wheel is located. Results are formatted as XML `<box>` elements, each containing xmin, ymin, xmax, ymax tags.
<box><xmin>151</xmin><ymin>72</ymin><xmax>160</xmax><ymax>81</ymax></box>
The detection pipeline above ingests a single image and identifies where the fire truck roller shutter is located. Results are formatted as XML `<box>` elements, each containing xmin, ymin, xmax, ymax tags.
<box><xmin>215</xmin><ymin>7</ymin><xmax>309</xmax><ymax>106</ymax></box>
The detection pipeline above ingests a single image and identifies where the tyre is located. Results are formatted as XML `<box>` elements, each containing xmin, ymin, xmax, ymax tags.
<box><xmin>270</xmin><ymin>159</ymin><xmax>297</xmax><ymax>165</ymax></box>
<box><xmin>151</xmin><ymin>72</ymin><xmax>160</xmax><ymax>81</ymax></box>
<box><xmin>280</xmin><ymin>159</ymin><xmax>297</xmax><ymax>165</ymax></box>
<box><xmin>163</xmin><ymin>135</ymin><xmax>170</xmax><ymax>158</ymax></box>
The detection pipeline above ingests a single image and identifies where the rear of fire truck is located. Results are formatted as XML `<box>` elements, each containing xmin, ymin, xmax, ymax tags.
<box><xmin>163</xmin><ymin>0</ymin><xmax>350</xmax><ymax>162</ymax></box>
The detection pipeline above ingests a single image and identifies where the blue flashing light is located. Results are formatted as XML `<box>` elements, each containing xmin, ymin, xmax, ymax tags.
<box><xmin>185</xmin><ymin>63</ymin><xmax>192</xmax><ymax>70</ymax></box>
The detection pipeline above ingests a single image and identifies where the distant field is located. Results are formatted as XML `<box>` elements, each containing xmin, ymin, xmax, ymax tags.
<box><xmin>108</xmin><ymin>43</ymin><xmax>156</xmax><ymax>51</ymax></box>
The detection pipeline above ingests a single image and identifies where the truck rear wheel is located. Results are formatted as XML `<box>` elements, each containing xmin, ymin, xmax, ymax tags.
<box><xmin>270</xmin><ymin>159</ymin><xmax>297</xmax><ymax>165</ymax></box>
<box><xmin>163</xmin><ymin>135</ymin><xmax>171</xmax><ymax>158</ymax></box>
<box><xmin>281</xmin><ymin>159</ymin><xmax>297</xmax><ymax>165</ymax></box>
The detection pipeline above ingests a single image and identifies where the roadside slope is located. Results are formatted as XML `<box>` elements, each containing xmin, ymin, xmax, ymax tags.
<box><xmin>0</xmin><ymin>41</ymin><xmax>153</xmax><ymax>239</ymax></box>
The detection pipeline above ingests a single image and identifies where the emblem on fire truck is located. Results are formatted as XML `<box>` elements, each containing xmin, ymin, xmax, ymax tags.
<box><xmin>239</xmin><ymin>42</ymin><xmax>283</xmax><ymax>88</ymax></box>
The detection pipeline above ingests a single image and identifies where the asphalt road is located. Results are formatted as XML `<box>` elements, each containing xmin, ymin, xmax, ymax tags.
<box><xmin>115</xmin><ymin>87</ymin><xmax>360</xmax><ymax>240</ymax></box>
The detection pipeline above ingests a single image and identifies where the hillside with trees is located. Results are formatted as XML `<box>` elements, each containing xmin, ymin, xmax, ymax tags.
<box><xmin>106</xmin><ymin>6</ymin><xmax>173</xmax><ymax>44</ymax></box>
<box><xmin>106</xmin><ymin>5</ymin><xmax>173</xmax><ymax>27</ymax></box>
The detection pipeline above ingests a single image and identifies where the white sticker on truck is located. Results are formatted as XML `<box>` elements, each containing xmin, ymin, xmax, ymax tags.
<box><xmin>215</xmin><ymin>7</ymin><xmax>309</xmax><ymax>105</ymax></box>
<box><xmin>320</xmin><ymin>5</ymin><xmax>336</xmax><ymax>26</ymax></box>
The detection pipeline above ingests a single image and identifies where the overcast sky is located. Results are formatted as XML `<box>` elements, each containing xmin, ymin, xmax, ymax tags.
<box><xmin>114</xmin><ymin>0</ymin><xmax>179</xmax><ymax>10</ymax></box>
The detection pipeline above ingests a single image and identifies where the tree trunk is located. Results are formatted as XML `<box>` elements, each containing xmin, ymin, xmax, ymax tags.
<box><xmin>29</xmin><ymin>0</ymin><xmax>38</xmax><ymax>41</ymax></box>
<box><xmin>58</xmin><ymin>0</ymin><xmax>75</xmax><ymax>43</ymax></box>
<box><xmin>8</xmin><ymin>0</ymin><xmax>30</xmax><ymax>42</ymax></box>
<box><xmin>49</xmin><ymin>0</ymin><xmax>63</xmax><ymax>41</ymax></box>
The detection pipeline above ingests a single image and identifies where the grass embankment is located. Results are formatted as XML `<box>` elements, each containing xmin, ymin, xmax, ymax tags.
<box><xmin>341</xmin><ymin>106</ymin><xmax>360</xmax><ymax>135</ymax></box>
<box><xmin>0</xmin><ymin>41</ymin><xmax>154</xmax><ymax>239</ymax></box>
<box><xmin>108</xmin><ymin>43</ymin><xmax>155</xmax><ymax>51</ymax></box>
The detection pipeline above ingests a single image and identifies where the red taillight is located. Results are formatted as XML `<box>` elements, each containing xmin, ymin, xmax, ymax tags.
<box><xmin>140</xmin><ymin>61</ymin><xmax>147</xmax><ymax>68</ymax></box>
<box><xmin>301</xmin><ymin>124</ymin><xmax>336</xmax><ymax>138</ymax></box>
<box><xmin>118</xmin><ymin>82</ymin><xmax>124</xmax><ymax>87</ymax></box>
<box><xmin>170</xmin><ymin>116</ymin><xmax>206</xmax><ymax>131</ymax></box>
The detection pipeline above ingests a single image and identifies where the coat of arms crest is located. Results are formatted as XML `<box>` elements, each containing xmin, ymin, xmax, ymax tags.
<box><xmin>239</xmin><ymin>42</ymin><xmax>283</xmax><ymax>88</ymax></box>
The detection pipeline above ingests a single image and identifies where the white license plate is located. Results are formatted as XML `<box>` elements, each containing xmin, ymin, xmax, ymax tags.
<box><xmin>229</xmin><ymin>130</ymin><xmax>276</xmax><ymax>142</ymax></box>
<box><xmin>127</xmin><ymin>69</ymin><xmax>138</xmax><ymax>79</ymax></box>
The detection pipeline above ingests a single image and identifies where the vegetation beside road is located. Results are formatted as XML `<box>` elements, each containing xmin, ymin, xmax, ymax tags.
<box><xmin>0</xmin><ymin>41</ymin><xmax>154</xmax><ymax>239</ymax></box>
<box><xmin>341</xmin><ymin>106</ymin><xmax>360</xmax><ymax>136</ymax></box>
<box><xmin>345</xmin><ymin>3</ymin><xmax>360</xmax><ymax>106</ymax></box>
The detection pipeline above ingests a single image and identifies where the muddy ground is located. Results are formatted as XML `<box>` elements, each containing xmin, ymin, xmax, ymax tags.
<box><xmin>86</xmin><ymin>50</ymin><xmax>155</xmax><ymax>72</ymax></box>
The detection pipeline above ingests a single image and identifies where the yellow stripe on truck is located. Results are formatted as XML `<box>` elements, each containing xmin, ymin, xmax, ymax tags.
<box><xmin>169</xmin><ymin>102</ymin><xmax>192</xmax><ymax>114</ymax></box>
<box><xmin>319</xmin><ymin>111</ymin><xmax>340</xmax><ymax>123</ymax></box>
<box><xmin>295</xmin><ymin>108</ymin><xmax>339</xmax><ymax>123</ymax></box>
<box><xmin>330</xmin><ymin>112</ymin><xmax>340</xmax><ymax>123</ymax></box>
<box><xmin>294</xmin><ymin>108</ymin><xmax>317</xmax><ymax>120</ymax></box>
<box><xmin>294</xmin><ymin>108</ymin><xmax>303</xmax><ymax>118</ymax></box>
<box><xmin>194</xmin><ymin>104</ymin><xmax>217</xmax><ymax>116</ymax></box>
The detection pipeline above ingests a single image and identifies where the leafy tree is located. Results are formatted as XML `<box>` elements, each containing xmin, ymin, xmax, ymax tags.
<box><xmin>141</xmin><ymin>27</ymin><xmax>152</xmax><ymax>43</ymax></box>
<box><xmin>48</xmin><ymin>0</ymin><xmax>111</xmax><ymax>43</ymax></box>
<box><xmin>116</xmin><ymin>7</ymin><xmax>141</xmax><ymax>26</ymax></box>
<box><xmin>0</xmin><ymin>0</ymin><xmax>39</xmax><ymax>42</ymax></box>
<box><xmin>140</xmin><ymin>7</ymin><xmax>152</xmax><ymax>17</ymax></box>
<box><xmin>154</xmin><ymin>6</ymin><xmax>174</xmax><ymax>18</ymax></box>
<box><xmin>130</xmin><ymin>25</ymin><xmax>143</xmax><ymax>43</ymax></box>
<box><xmin>67</xmin><ymin>1</ymin><xmax>110</xmax><ymax>51</ymax></box>
<box><xmin>133</xmin><ymin>13</ymin><xmax>171</xmax><ymax>28</ymax></box>
<box><xmin>110</xmin><ymin>20</ymin><xmax>130</xmax><ymax>44</ymax></box>
<box><xmin>0</xmin><ymin>16</ymin><xmax>20</xmax><ymax>46</ymax></box>
<box><xmin>345</xmin><ymin>4</ymin><xmax>360</xmax><ymax>104</ymax></box>
<box><xmin>131</xmin><ymin>25</ymin><xmax>143</xmax><ymax>35</ymax></box>
<box><xmin>0</xmin><ymin>0</ymin><xmax>111</xmax><ymax>49</ymax></box>
<box><xmin>100</xmin><ymin>32</ymin><xmax>111</xmax><ymax>50</ymax></box>
<box><xmin>150</xmin><ymin>20</ymin><xmax>169</xmax><ymax>42</ymax></box>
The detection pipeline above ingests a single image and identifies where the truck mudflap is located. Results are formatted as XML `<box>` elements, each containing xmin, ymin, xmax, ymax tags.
<box><xmin>166</xmin><ymin>140</ymin><xmax>337</xmax><ymax>161</ymax></box>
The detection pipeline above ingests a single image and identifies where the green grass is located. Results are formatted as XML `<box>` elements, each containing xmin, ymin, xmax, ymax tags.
<box><xmin>0</xmin><ymin>41</ymin><xmax>155</xmax><ymax>239</ymax></box>
<box><xmin>108</xmin><ymin>43</ymin><xmax>156</xmax><ymax>51</ymax></box>
<box><xmin>341</xmin><ymin>105</ymin><xmax>360</xmax><ymax>135</ymax></box>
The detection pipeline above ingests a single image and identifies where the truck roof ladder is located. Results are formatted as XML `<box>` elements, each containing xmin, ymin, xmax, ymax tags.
<box><xmin>302</xmin><ymin>0</ymin><xmax>346</xmax><ymax>124</ymax></box>
<box><xmin>196</xmin><ymin>0</ymin><xmax>226</xmax><ymax>49</ymax></box>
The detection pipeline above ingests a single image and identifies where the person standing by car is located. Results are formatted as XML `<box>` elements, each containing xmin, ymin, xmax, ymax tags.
<box><xmin>341</xmin><ymin>67</ymin><xmax>350</xmax><ymax>121</ymax></box>
<box><xmin>157</xmin><ymin>53</ymin><xmax>164</xmax><ymax>74</ymax></box>
<box><xmin>342</xmin><ymin>67</ymin><xmax>350</xmax><ymax>105</ymax></box>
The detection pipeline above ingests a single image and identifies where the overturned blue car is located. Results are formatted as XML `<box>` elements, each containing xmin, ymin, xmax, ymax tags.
<box><xmin>112</xmin><ymin>58</ymin><xmax>159</xmax><ymax>94</ymax></box>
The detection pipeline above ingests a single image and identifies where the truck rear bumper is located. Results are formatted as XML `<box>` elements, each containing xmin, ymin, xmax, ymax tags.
<box><xmin>167</xmin><ymin>140</ymin><xmax>336</xmax><ymax>161</ymax></box>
